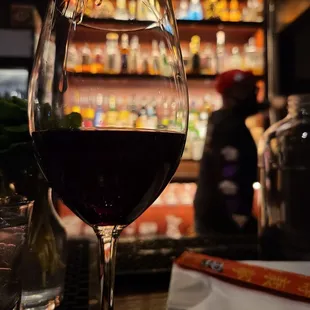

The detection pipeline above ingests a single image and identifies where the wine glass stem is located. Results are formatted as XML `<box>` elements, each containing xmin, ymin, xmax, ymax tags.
<box><xmin>95</xmin><ymin>226</ymin><xmax>122</xmax><ymax>310</ymax></box>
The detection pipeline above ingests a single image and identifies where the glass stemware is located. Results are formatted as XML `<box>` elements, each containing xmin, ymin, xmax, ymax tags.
<box><xmin>28</xmin><ymin>0</ymin><xmax>188</xmax><ymax>309</ymax></box>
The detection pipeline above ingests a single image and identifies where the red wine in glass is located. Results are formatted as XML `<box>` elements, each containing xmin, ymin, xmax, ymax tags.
<box><xmin>33</xmin><ymin>129</ymin><xmax>186</xmax><ymax>226</ymax></box>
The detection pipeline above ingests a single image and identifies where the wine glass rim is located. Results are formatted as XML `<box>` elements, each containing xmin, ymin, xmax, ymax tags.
<box><xmin>78</xmin><ymin>21</ymin><xmax>160</xmax><ymax>33</ymax></box>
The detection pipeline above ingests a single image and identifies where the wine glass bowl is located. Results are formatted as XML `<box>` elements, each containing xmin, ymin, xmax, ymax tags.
<box><xmin>29</xmin><ymin>0</ymin><xmax>188</xmax><ymax>309</ymax></box>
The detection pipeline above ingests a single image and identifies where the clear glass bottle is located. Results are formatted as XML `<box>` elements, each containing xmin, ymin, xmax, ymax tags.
<box><xmin>243</xmin><ymin>0</ymin><xmax>256</xmax><ymax>22</ymax></box>
<box><xmin>81</xmin><ymin>43</ymin><xmax>92</xmax><ymax>72</ymax></box>
<box><xmin>159</xmin><ymin>40</ymin><xmax>169</xmax><ymax>76</ymax></box>
<box><xmin>128</xmin><ymin>95</ymin><xmax>139</xmax><ymax>128</ymax></box>
<box><xmin>94</xmin><ymin>93</ymin><xmax>105</xmax><ymax>128</ymax></box>
<box><xmin>216</xmin><ymin>30</ymin><xmax>226</xmax><ymax>73</ymax></box>
<box><xmin>105</xmin><ymin>33</ymin><xmax>121</xmax><ymax>74</ymax></box>
<box><xmin>145</xmin><ymin>0</ymin><xmax>160</xmax><ymax>21</ymax></box>
<box><xmin>200</xmin><ymin>43</ymin><xmax>216</xmax><ymax>74</ymax></box>
<box><xmin>244</xmin><ymin>37</ymin><xmax>263</xmax><ymax>75</ymax></box>
<box><xmin>187</xmin><ymin>0</ymin><xmax>203</xmax><ymax>20</ymax></box>
<box><xmin>21</xmin><ymin>186</ymin><xmax>67</xmax><ymax>309</ymax></box>
<box><xmin>254</xmin><ymin>0</ymin><xmax>264</xmax><ymax>22</ymax></box>
<box><xmin>176</xmin><ymin>0</ymin><xmax>189</xmax><ymax>20</ymax></box>
<box><xmin>136</xmin><ymin>0</ymin><xmax>147</xmax><ymax>20</ymax></box>
<box><xmin>120</xmin><ymin>33</ymin><xmax>129</xmax><ymax>73</ymax></box>
<box><xmin>128</xmin><ymin>0</ymin><xmax>137</xmax><ymax>19</ymax></box>
<box><xmin>128</xmin><ymin>35</ymin><xmax>140</xmax><ymax>74</ymax></box>
<box><xmin>92</xmin><ymin>45</ymin><xmax>104</xmax><ymax>73</ymax></box>
<box><xmin>105</xmin><ymin>95</ymin><xmax>119</xmax><ymax>126</ymax></box>
<box><xmin>229</xmin><ymin>46</ymin><xmax>243</xmax><ymax>70</ymax></box>
<box><xmin>229</xmin><ymin>0</ymin><xmax>241</xmax><ymax>22</ymax></box>
<box><xmin>114</xmin><ymin>0</ymin><xmax>129</xmax><ymax>20</ymax></box>
<box><xmin>150</xmin><ymin>40</ymin><xmax>160</xmax><ymax>75</ymax></box>
<box><xmin>259</xmin><ymin>94</ymin><xmax>310</xmax><ymax>260</ymax></box>
<box><xmin>67</xmin><ymin>44</ymin><xmax>79</xmax><ymax>72</ymax></box>
<box><xmin>189</xmin><ymin>35</ymin><xmax>201</xmax><ymax>74</ymax></box>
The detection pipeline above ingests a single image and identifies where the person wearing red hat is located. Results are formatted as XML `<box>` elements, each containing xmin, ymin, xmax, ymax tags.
<box><xmin>194</xmin><ymin>69</ymin><xmax>269</xmax><ymax>235</ymax></box>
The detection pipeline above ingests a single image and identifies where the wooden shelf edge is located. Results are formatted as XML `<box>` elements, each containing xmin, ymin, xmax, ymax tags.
<box><xmin>82</xmin><ymin>17</ymin><xmax>264</xmax><ymax>29</ymax></box>
<box><xmin>69</xmin><ymin>72</ymin><xmax>265</xmax><ymax>81</ymax></box>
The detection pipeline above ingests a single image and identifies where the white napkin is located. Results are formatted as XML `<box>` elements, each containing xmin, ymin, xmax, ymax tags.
<box><xmin>167</xmin><ymin>261</ymin><xmax>310</xmax><ymax>310</ymax></box>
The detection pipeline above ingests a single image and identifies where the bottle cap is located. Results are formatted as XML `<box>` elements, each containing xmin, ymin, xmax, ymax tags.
<box><xmin>106</xmin><ymin>33</ymin><xmax>119</xmax><ymax>41</ymax></box>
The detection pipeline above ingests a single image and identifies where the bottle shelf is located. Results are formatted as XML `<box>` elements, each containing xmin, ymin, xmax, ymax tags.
<box><xmin>69</xmin><ymin>72</ymin><xmax>264</xmax><ymax>81</ymax></box>
<box><xmin>74</xmin><ymin>18</ymin><xmax>263</xmax><ymax>44</ymax></box>
<box><xmin>82</xmin><ymin>17</ymin><xmax>264</xmax><ymax>29</ymax></box>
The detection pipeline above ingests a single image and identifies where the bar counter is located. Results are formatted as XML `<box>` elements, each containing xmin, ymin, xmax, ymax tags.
<box><xmin>58</xmin><ymin>236</ymin><xmax>258</xmax><ymax>309</ymax></box>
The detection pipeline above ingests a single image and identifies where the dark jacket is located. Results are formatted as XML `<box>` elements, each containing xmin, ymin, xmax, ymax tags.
<box><xmin>194</xmin><ymin>109</ymin><xmax>258</xmax><ymax>234</ymax></box>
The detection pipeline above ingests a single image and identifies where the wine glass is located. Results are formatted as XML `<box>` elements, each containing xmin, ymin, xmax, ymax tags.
<box><xmin>28</xmin><ymin>0</ymin><xmax>188</xmax><ymax>309</ymax></box>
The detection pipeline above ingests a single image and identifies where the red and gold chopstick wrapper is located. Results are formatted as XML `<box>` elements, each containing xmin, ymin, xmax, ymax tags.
<box><xmin>176</xmin><ymin>252</ymin><xmax>310</xmax><ymax>302</ymax></box>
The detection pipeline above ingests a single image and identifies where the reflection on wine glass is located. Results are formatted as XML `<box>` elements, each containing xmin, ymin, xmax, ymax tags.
<box><xmin>28</xmin><ymin>0</ymin><xmax>188</xmax><ymax>309</ymax></box>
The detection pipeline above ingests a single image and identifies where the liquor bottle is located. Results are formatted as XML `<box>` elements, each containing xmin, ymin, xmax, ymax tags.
<box><xmin>159</xmin><ymin>98</ymin><xmax>170</xmax><ymax>129</ymax></box>
<box><xmin>189</xmin><ymin>100</ymin><xmax>199</xmax><ymax>127</ymax></box>
<box><xmin>128</xmin><ymin>36</ymin><xmax>140</xmax><ymax>74</ymax></box>
<box><xmin>115</xmin><ymin>0</ymin><xmax>129</xmax><ymax>20</ymax></box>
<box><xmin>150</xmin><ymin>40</ymin><xmax>160</xmax><ymax>75</ymax></box>
<box><xmin>128</xmin><ymin>0</ymin><xmax>136</xmax><ymax>19</ymax></box>
<box><xmin>200</xmin><ymin>43</ymin><xmax>216</xmax><ymax>74</ymax></box>
<box><xmin>244</xmin><ymin>37</ymin><xmax>263</xmax><ymax>75</ymax></box>
<box><xmin>242</xmin><ymin>0</ymin><xmax>256</xmax><ymax>22</ymax></box>
<box><xmin>229</xmin><ymin>46</ymin><xmax>243</xmax><ymax>70</ymax></box>
<box><xmin>146</xmin><ymin>98</ymin><xmax>158</xmax><ymax>129</ymax></box>
<box><xmin>140</xmin><ymin>53</ymin><xmax>149</xmax><ymax>74</ymax></box>
<box><xmin>93</xmin><ymin>0</ymin><xmax>115</xmax><ymax>18</ymax></box>
<box><xmin>218</xmin><ymin>0</ymin><xmax>229</xmax><ymax>21</ymax></box>
<box><xmin>81</xmin><ymin>43</ymin><xmax>92</xmax><ymax>72</ymax></box>
<box><xmin>196</xmin><ymin>95</ymin><xmax>211</xmax><ymax>138</ymax></box>
<box><xmin>82</xmin><ymin>104</ymin><xmax>95</xmax><ymax>128</ymax></box>
<box><xmin>204</xmin><ymin>0</ymin><xmax>219</xmax><ymax>20</ymax></box>
<box><xmin>176</xmin><ymin>0</ymin><xmax>189</xmax><ymax>20</ymax></box>
<box><xmin>159</xmin><ymin>41</ymin><xmax>169</xmax><ymax>76</ymax></box>
<box><xmin>136</xmin><ymin>0</ymin><xmax>147</xmax><ymax>20</ymax></box>
<box><xmin>67</xmin><ymin>44</ymin><xmax>79</xmax><ymax>72</ymax></box>
<box><xmin>85</xmin><ymin>0</ymin><xmax>95</xmax><ymax>17</ymax></box>
<box><xmin>105</xmin><ymin>33</ymin><xmax>121</xmax><ymax>74</ymax></box>
<box><xmin>229</xmin><ymin>0</ymin><xmax>241</xmax><ymax>22</ymax></box>
<box><xmin>92</xmin><ymin>45</ymin><xmax>104</xmax><ymax>73</ymax></box>
<box><xmin>256</xmin><ymin>0</ymin><xmax>264</xmax><ymax>22</ymax></box>
<box><xmin>146</xmin><ymin>0</ymin><xmax>159</xmax><ymax>21</ymax></box>
<box><xmin>116</xmin><ymin>97</ymin><xmax>131</xmax><ymax>127</ymax></box>
<box><xmin>120</xmin><ymin>33</ymin><xmax>129</xmax><ymax>73</ymax></box>
<box><xmin>216</xmin><ymin>30</ymin><xmax>226</xmax><ymax>73</ymax></box>
<box><xmin>105</xmin><ymin>95</ymin><xmax>119</xmax><ymax>126</ymax></box>
<box><xmin>259</xmin><ymin>94</ymin><xmax>310</xmax><ymax>260</ymax></box>
<box><xmin>182</xmin><ymin>47</ymin><xmax>190</xmax><ymax>74</ymax></box>
<box><xmin>136</xmin><ymin>103</ymin><xmax>148</xmax><ymax>128</ymax></box>
<box><xmin>187</xmin><ymin>0</ymin><xmax>203</xmax><ymax>20</ymax></box>
<box><xmin>128</xmin><ymin>95</ymin><xmax>139</xmax><ymax>127</ymax></box>
<box><xmin>189</xmin><ymin>35</ymin><xmax>201</xmax><ymax>74</ymax></box>
<box><xmin>94</xmin><ymin>93</ymin><xmax>105</xmax><ymax>128</ymax></box>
